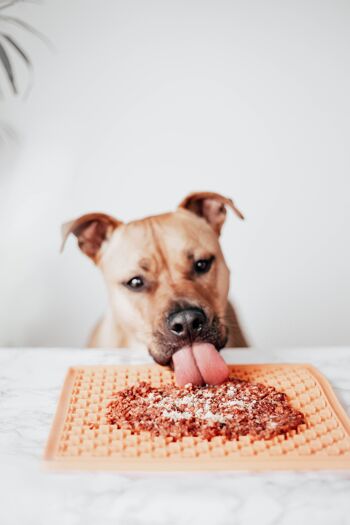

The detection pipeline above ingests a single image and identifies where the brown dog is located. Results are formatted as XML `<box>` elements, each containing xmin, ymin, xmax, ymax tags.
<box><xmin>62</xmin><ymin>192</ymin><xmax>248</xmax><ymax>384</ymax></box>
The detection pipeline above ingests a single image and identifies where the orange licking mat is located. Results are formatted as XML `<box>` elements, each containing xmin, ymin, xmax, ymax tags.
<box><xmin>44</xmin><ymin>364</ymin><xmax>350</xmax><ymax>471</ymax></box>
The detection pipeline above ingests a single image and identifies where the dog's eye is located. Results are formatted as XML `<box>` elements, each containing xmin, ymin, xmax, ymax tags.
<box><xmin>125</xmin><ymin>276</ymin><xmax>145</xmax><ymax>291</ymax></box>
<box><xmin>193</xmin><ymin>257</ymin><xmax>214</xmax><ymax>275</ymax></box>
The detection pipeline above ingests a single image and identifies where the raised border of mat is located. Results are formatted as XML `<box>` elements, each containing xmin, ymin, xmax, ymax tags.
<box><xmin>44</xmin><ymin>364</ymin><xmax>350</xmax><ymax>471</ymax></box>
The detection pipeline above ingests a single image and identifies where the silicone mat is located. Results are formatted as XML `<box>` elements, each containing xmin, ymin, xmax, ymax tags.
<box><xmin>44</xmin><ymin>364</ymin><xmax>350</xmax><ymax>471</ymax></box>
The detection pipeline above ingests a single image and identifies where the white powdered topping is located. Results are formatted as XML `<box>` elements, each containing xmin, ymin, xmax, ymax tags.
<box><xmin>225</xmin><ymin>399</ymin><xmax>246</xmax><ymax>408</ymax></box>
<box><xmin>227</xmin><ymin>387</ymin><xmax>237</xmax><ymax>397</ymax></box>
<box><xmin>202</xmin><ymin>391</ymin><xmax>215</xmax><ymax>399</ymax></box>
<box><xmin>150</xmin><ymin>388</ymin><xmax>250</xmax><ymax>424</ymax></box>
<box><xmin>162</xmin><ymin>410</ymin><xmax>192</xmax><ymax>421</ymax></box>
<box><xmin>200</xmin><ymin>410</ymin><xmax>227</xmax><ymax>424</ymax></box>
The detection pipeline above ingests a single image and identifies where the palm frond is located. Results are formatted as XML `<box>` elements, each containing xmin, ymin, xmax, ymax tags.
<box><xmin>0</xmin><ymin>14</ymin><xmax>53</xmax><ymax>49</ymax></box>
<box><xmin>2</xmin><ymin>33</ymin><xmax>31</xmax><ymax>66</ymax></box>
<box><xmin>0</xmin><ymin>1</ymin><xmax>51</xmax><ymax>97</ymax></box>
<box><xmin>1</xmin><ymin>33</ymin><xmax>33</xmax><ymax>97</ymax></box>
<box><xmin>0</xmin><ymin>0</ymin><xmax>41</xmax><ymax>11</ymax></box>
<box><xmin>0</xmin><ymin>1</ymin><xmax>18</xmax><ymax>10</ymax></box>
<box><xmin>0</xmin><ymin>120</ymin><xmax>18</xmax><ymax>143</ymax></box>
<box><xmin>0</xmin><ymin>40</ymin><xmax>16</xmax><ymax>93</ymax></box>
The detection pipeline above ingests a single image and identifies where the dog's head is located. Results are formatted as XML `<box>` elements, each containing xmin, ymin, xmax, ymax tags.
<box><xmin>62</xmin><ymin>192</ymin><xmax>243</xmax><ymax>365</ymax></box>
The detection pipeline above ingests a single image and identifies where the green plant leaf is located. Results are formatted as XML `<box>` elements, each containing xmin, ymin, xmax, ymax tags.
<box><xmin>0</xmin><ymin>41</ymin><xmax>17</xmax><ymax>93</ymax></box>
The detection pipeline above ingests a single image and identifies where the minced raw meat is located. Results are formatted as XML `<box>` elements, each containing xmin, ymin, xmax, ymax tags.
<box><xmin>106</xmin><ymin>378</ymin><xmax>305</xmax><ymax>441</ymax></box>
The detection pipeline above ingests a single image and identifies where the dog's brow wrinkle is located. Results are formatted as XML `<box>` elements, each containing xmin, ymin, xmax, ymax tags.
<box><xmin>148</xmin><ymin>218</ymin><xmax>174</xmax><ymax>283</ymax></box>
<box><xmin>139</xmin><ymin>258</ymin><xmax>151</xmax><ymax>272</ymax></box>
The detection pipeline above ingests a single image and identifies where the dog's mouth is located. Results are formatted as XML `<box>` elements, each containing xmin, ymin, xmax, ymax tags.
<box><xmin>149</xmin><ymin>314</ymin><xmax>229</xmax><ymax>386</ymax></box>
<box><xmin>171</xmin><ymin>342</ymin><xmax>229</xmax><ymax>386</ymax></box>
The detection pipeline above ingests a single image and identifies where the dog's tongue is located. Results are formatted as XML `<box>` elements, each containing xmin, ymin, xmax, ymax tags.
<box><xmin>172</xmin><ymin>343</ymin><xmax>229</xmax><ymax>387</ymax></box>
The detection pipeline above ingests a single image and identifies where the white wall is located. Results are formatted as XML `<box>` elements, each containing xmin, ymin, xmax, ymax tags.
<box><xmin>1</xmin><ymin>0</ymin><xmax>349</xmax><ymax>348</ymax></box>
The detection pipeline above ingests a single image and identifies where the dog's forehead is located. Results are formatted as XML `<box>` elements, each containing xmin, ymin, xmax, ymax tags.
<box><xmin>102</xmin><ymin>210</ymin><xmax>219</xmax><ymax>273</ymax></box>
<box><xmin>151</xmin><ymin>210</ymin><xmax>218</xmax><ymax>251</ymax></box>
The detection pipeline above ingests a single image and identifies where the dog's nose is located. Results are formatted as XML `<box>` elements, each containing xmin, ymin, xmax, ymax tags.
<box><xmin>167</xmin><ymin>307</ymin><xmax>207</xmax><ymax>339</ymax></box>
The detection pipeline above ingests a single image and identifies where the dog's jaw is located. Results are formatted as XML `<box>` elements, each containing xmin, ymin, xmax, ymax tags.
<box><xmin>148</xmin><ymin>314</ymin><xmax>228</xmax><ymax>366</ymax></box>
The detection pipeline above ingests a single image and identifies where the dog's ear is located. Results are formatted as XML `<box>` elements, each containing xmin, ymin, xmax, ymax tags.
<box><xmin>61</xmin><ymin>212</ymin><xmax>122</xmax><ymax>261</ymax></box>
<box><xmin>178</xmin><ymin>192</ymin><xmax>244</xmax><ymax>235</ymax></box>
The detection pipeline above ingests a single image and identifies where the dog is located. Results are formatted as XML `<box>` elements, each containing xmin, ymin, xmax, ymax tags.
<box><xmin>61</xmin><ymin>192</ymin><xmax>248</xmax><ymax>384</ymax></box>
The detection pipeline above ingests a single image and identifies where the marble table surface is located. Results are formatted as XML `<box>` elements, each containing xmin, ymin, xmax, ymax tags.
<box><xmin>1</xmin><ymin>346</ymin><xmax>350</xmax><ymax>525</ymax></box>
